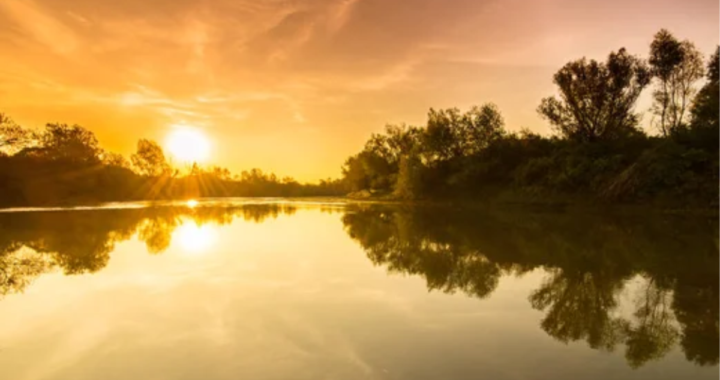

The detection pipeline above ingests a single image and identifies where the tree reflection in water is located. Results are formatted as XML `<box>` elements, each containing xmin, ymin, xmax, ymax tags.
<box><xmin>342</xmin><ymin>205</ymin><xmax>718</xmax><ymax>368</ymax></box>
<box><xmin>0</xmin><ymin>203</ymin><xmax>716</xmax><ymax>368</ymax></box>
<box><xmin>0</xmin><ymin>203</ymin><xmax>297</xmax><ymax>293</ymax></box>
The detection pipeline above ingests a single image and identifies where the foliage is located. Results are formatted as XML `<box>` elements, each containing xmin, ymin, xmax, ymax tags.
<box><xmin>649</xmin><ymin>30</ymin><xmax>706</xmax><ymax>136</ymax></box>
<box><xmin>684</xmin><ymin>46</ymin><xmax>720</xmax><ymax>151</ymax></box>
<box><xmin>342</xmin><ymin>204</ymin><xmax>719</xmax><ymax>367</ymax></box>
<box><xmin>342</xmin><ymin>31</ymin><xmax>718</xmax><ymax>207</ymax></box>
<box><xmin>394</xmin><ymin>153</ymin><xmax>424</xmax><ymax>199</ymax></box>
<box><xmin>0</xmin><ymin>204</ymin><xmax>299</xmax><ymax>294</ymax></box>
<box><xmin>538</xmin><ymin>48</ymin><xmax>651</xmax><ymax>143</ymax></box>
<box><xmin>0</xmin><ymin>123</ymin><xmax>346</xmax><ymax>207</ymax></box>
<box><xmin>0</xmin><ymin>114</ymin><xmax>36</xmax><ymax>155</ymax></box>
<box><xmin>424</xmin><ymin>104</ymin><xmax>505</xmax><ymax>161</ymax></box>
<box><xmin>130</xmin><ymin>139</ymin><xmax>172</xmax><ymax>177</ymax></box>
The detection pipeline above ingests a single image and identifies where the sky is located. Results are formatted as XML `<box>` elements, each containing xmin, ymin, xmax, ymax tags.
<box><xmin>0</xmin><ymin>0</ymin><xmax>717</xmax><ymax>180</ymax></box>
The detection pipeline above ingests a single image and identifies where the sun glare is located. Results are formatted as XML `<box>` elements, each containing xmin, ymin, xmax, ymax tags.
<box><xmin>165</xmin><ymin>127</ymin><xmax>211</xmax><ymax>163</ymax></box>
<box><xmin>174</xmin><ymin>222</ymin><xmax>217</xmax><ymax>253</ymax></box>
<box><xmin>187</xmin><ymin>199</ymin><xmax>199</xmax><ymax>208</ymax></box>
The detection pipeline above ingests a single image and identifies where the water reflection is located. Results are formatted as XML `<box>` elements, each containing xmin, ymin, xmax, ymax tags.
<box><xmin>0</xmin><ymin>202</ymin><xmax>716</xmax><ymax>370</ymax></box>
<box><xmin>0</xmin><ymin>204</ymin><xmax>298</xmax><ymax>292</ymax></box>
<box><xmin>342</xmin><ymin>205</ymin><xmax>719</xmax><ymax>368</ymax></box>
<box><xmin>174</xmin><ymin>222</ymin><xmax>218</xmax><ymax>253</ymax></box>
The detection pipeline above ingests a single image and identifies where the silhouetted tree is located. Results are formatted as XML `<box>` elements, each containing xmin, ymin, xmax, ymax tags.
<box><xmin>101</xmin><ymin>151</ymin><xmax>130</xmax><ymax>168</ymax></box>
<box><xmin>689</xmin><ymin>46</ymin><xmax>719</xmax><ymax>135</ymax></box>
<box><xmin>393</xmin><ymin>153</ymin><xmax>424</xmax><ymax>199</ymax></box>
<box><xmin>0</xmin><ymin>114</ymin><xmax>35</xmax><ymax>155</ymax></box>
<box><xmin>422</xmin><ymin>105</ymin><xmax>504</xmax><ymax>161</ymax></box>
<box><xmin>538</xmin><ymin>48</ymin><xmax>651</xmax><ymax>142</ymax></box>
<box><xmin>649</xmin><ymin>29</ymin><xmax>685</xmax><ymax>134</ymax></box>
<box><xmin>649</xmin><ymin>30</ymin><xmax>706</xmax><ymax>136</ymax></box>
<box><xmin>365</xmin><ymin>124</ymin><xmax>422</xmax><ymax>166</ymax></box>
<box><xmin>342</xmin><ymin>150</ymin><xmax>394</xmax><ymax>193</ymax></box>
<box><xmin>424</xmin><ymin>107</ymin><xmax>466</xmax><ymax>161</ymax></box>
<box><xmin>460</xmin><ymin>103</ymin><xmax>506</xmax><ymax>154</ymax></box>
<box><xmin>131</xmin><ymin>139</ymin><xmax>171</xmax><ymax>177</ymax></box>
<box><xmin>23</xmin><ymin>123</ymin><xmax>102</xmax><ymax>162</ymax></box>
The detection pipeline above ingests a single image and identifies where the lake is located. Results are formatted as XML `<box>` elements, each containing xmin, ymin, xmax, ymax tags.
<box><xmin>0</xmin><ymin>199</ymin><xmax>717</xmax><ymax>380</ymax></box>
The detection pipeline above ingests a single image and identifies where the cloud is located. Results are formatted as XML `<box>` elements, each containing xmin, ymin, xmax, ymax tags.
<box><xmin>326</xmin><ymin>0</ymin><xmax>362</xmax><ymax>34</ymax></box>
<box><xmin>0</xmin><ymin>0</ymin><xmax>80</xmax><ymax>56</ymax></box>
<box><xmin>0</xmin><ymin>0</ymin><xmax>717</xmax><ymax>180</ymax></box>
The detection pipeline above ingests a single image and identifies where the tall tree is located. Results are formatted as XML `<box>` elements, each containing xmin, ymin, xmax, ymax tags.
<box><xmin>649</xmin><ymin>29</ymin><xmax>684</xmax><ymax>134</ymax></box>
<box><xmin>538</xmin><ymin>48</ymin><xmax>651</xmax><ymax>143</ymax></box>
<box><xmin>649</xmin><ymin>30</ymin><xmax>705</xmax><ymax>135</ymax></box>
<box><xmin>690</xmin><ymin>46</ymin><xmax>719</xmax><ymax>130</ymax></box>
<box><xmin>130</xmin><ymin>139</ymin><xmax>171</xmax><ymax>177</ymax></box>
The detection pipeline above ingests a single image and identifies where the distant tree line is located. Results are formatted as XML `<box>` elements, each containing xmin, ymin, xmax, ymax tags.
<box><xmin>0</xmin><ymin>118</ymin><xmax>345</xmax><ymax>207</ymax></box>
<box><xmin>342</xmin><ymin>30</ymin><xmax>719</xmax><ymax>206</ymax></box>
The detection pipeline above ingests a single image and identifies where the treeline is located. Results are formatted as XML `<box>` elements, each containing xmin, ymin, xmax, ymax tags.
<box><xmin>0</xmin><ymin>119</ymin><xmax>345</xmax><ymax>207</ymax></box>
<box><xmin>342</xmin><ymin>30</ymin><xmax>719</xmax><ymax>206</ymax></box>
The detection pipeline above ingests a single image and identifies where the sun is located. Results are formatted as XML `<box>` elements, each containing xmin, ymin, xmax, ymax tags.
<box><xmin>165</xmin><ymin>126</ymin><xmax>211</xmax><ymax>163</ymax></box>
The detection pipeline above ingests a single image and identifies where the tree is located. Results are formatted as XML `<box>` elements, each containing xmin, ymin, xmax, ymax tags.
<box><xmin>342</xmin><ymin>154</ymin><xmax>370</xmax><ymax>192</ymax></box>
<box><xmin>0</xmin><ymin>114</ymin><xmax>35</xmax><ymax>155</ymax></box>
<box><xmin>422</xmin><ymin>104</ymin><xmax>505</xmax><ymax>162</ymax></box>
<box><xmin>101</xmin><ymin>151</ymin><xmax>129</xmax><ymax>168</ymax></box>
<box><xmin>649</xmin><ymin>29</ymin><xmax>685</xmax><ymax>134</ymax></box>
<box><xmin>363</xmin><ymin>124</ymin><xmax>422</xmax><ymax>168</ymax></box>
<box><xmin>35</xmin><ymin>123</ymin><xmax>102</xmax><ymax>162</ymax></box>
<box><xmin>461</xmin><ymin>103</ymin><xmax>505</xmax><ymax>154</ymax></box>
<box><xmin>538</xmin><ymin>48</ymin><xmax>651</xmax><ymax>142</ymax></box>
<box><xmin>649</xmin><ymin>30</ymin><xmax>705</xmax><ymax>136</ymax></box>
<box><xmin>424</xmin><ymin>107</ymin><xmax>465</xmax><ymax>161</ymax></box>
<box><xmin>394</xmin><ymin>153</ymin><xmax>424</xmax><ymax>199</ymax></box>
<box><xmin>130</xmin><ymin>139</ymin><xmax>171</xmax><ymax>177</ymax></box>
<box><xmin>690</xmin><ymin>46</ymin><xmax>719</xmax><ymax>130</ymax></box>
<box><xmin>343</xmin><ymin>151</ymin><xmax>395</xmax><ymax>193</ymax></box>
<box><xmin>210</xmin><ymin>166</ymin><xmax>232</xmax><ymax>180</ymax></box>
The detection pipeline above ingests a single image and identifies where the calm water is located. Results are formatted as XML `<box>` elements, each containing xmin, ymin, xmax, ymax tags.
<box><xmin>0</xmin><ymin>200</ymin><xmax>717</xmax><ymax>380</ymax></box>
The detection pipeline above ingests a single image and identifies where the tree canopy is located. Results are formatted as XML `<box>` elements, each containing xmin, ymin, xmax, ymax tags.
<box><xmin>130</xmin><ymin>139</ymin><xmax>171</xmax><ymax>177</ymax></box>
<box><xmin>649</xmin><ymin>29</ymin><xmax>706</xmax><ymax>136</ymax></box>
<box><xmin>538</xmin><ymin>48</ymin><xmax>651</xmax><ymax>142</ymax></box>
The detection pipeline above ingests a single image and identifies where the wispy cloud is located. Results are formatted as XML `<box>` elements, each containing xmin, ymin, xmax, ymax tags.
<box><xmin>0</xmin><ymin>0</ymin><xmax>80</xmax><ymax>56</ymax></box>
<box><xmin>326</xmin><ymin>0</ymin><xmax>362</xmax><ymax>34</ymax></box>
<box><xmin>0</xmin><ymin>0</ymin><xmax>717</xmax><ymax>180</ymax></box>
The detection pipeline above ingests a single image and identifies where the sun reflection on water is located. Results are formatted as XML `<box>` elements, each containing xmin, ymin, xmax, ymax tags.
<box><xmin>173</xmin><ymin>221</ymin><xmax>217</xmax><ymax>254</ymax></box>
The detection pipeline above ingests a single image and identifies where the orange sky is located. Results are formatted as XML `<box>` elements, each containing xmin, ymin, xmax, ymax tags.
<box><xmin>0</xmin><ymin>0</ymin><xmax>717</xmax><ymax>180</ymax></box>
